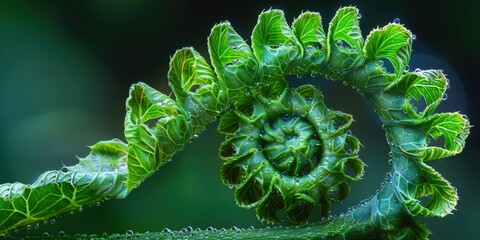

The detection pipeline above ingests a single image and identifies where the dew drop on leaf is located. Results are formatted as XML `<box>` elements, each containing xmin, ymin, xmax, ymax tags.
<box><xmin>257</xmin><ymin>145</ymin><xmax>263</xmax><ymax>152</ymax></box>
<box><xmin>442</xmin><ymin>93</ymin><xmax>448</xmax><ymax>100</ymax></box>
<box><xmin>393</xmin><ymin>18</ymin><xmax>401</xmax><ymax>24</ymax></box>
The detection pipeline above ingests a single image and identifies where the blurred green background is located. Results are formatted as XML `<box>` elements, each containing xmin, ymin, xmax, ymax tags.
<box><xmin>1</xmin><ymin>0</ymin><xmax>478</xmax><ymax>238</ymax></box>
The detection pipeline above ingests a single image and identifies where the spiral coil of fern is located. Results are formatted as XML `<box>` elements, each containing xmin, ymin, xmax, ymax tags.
<box><xmin>218</xmin><ymin>85</ymin><xmax>364</xmax><ymax>223</ymax></box>
<box><xmin>0</xmin><ymin>6</ymin><xmax>470</xmax><ymax>239</ymax></box>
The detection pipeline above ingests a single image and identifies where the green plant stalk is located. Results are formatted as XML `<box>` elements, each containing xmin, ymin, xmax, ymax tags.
<box><xmin>0</xmin><ymin>6</ymin><xmax>469</xmax><ymax>239</ymax></box>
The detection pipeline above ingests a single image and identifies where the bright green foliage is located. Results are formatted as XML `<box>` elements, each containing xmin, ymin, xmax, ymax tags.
<box><xmin>0</xmin><ymin>140</ymin><xmax>128</xmax><ymax>234</ymax></box>
<box><xmin>218</xmin><ymin>85</ymin><xmax>364</xmax><ymax>223</ymax></box>
<box><xmin>0</xmin><ymin>6</ymin><xmax>470</xmax><ymax>239</ymax></box>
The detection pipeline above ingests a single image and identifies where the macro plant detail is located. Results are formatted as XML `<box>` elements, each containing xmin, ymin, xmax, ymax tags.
<box><xmin>0</xmin><ymin>6</ymin><xmax>470</xmax><ymax>239</ymax></box>
<box><xmin>218</xmin><ymin>85</ymin><xmax>364</xmax><ymax>223</ymax></box>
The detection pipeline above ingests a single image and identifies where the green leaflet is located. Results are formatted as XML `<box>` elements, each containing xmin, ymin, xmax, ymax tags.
<box><xmin>0</xmin><ymin>6</ymin><xmax>471</xmax><ymax>239</ymax></box>
<box><xmin>364</xmin><ymin>23</ymin><xmax>412</xmax><ymax>76</ymax></box>
<box><xmin>0</xmin><ymin>139</ymin><xmax>128</xmax><ymax>234</ymax></box>
<box><xmin>292</xmin><ymin>11</ymin><xmax>328</xmax><ymax>74</ymax></box>
<box><xmin>124</xmin><ymin>83</ymin><xmax>183</xmax><ymax>190</ymax></box>
<box><xmin>208</xmin><ymin>22</ymin><xmax>257</xmax><ymax>104</ymax></box>
<box><xmin>326</xmin><ymin>7</ymin><xmax>363</xmax><ymax>73</ymax></box>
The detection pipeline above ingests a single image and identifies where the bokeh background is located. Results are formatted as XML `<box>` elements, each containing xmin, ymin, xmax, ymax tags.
<box><xmin>1</xmin><ymin>0</ymin><xmax>478</xmax><ymax>238</ymax></box>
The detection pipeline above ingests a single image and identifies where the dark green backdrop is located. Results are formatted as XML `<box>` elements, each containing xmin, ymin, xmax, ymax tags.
<box><xmin>1</xmin><ymin>0</ymin><xmax>478</xmax><ymax>238</ymax></box>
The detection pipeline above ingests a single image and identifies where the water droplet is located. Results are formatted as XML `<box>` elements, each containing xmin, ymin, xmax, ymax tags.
<box><xmin>126</xmin><ymin>230</ymin><xmax>133</xmax><ymax>236</ymax></box>
<box><xmin>283</xmin><ymin>114</ymin><xmax>291</xmax><ymax>120</ymax></box>
<box><xmin>357</xmin><ymin>13</ymin><xmax>362</xmax><ymax>19</ymax></box>
<box><xmin>43</xmin><ymin>232</ymin><xmax>49</xmax><ymax>238</ymax></box>
<box><xmin>412</xmin><ymin>34</ymin><xmax>417</xmax><ymax>40</ymax></box>
<box><xmin>259</xmin><ymin>130</ymin><xmax>265</xmax><ymax>137</ymax></box>
<box><xmin>27</xmin><ymin>225</ymin><xmax>32</xmax><ymax>230</ymax></box>
<box><xmin>79</xmin><ymin>207</ymin><xmax>84</xmax><ymax>212</ymax></box>
<box><xmin>43</xmin><ymin>220</ymin><xmax>48</xmax><ymax>225</ymax></box>
<box><xmin>96</xmin><ymin>201</ymin><xmax>101</xmax><ymax>207</ymax></box>
<box><xmin>415</xmin><ymin>68</ymin><xmax>421</xmax><ymax>73</ymax></box>
<box><xmin>442</xmin><ymin>93</ymin><xmax>448</xmax><ymax>100</ymax></box>
<box><xmin>393</xmin><ymin>18</ymin><xmax>401</xmax><ymax>24</ymax></box>
<box><xmin>162</xmin><ymin>228</ymin><xmax>171</xmax><ymax>233</ymax></box>
<box><xmin>206</xmin><ymin>226</ymin><xmax>215</xmax><ymax>232</ymax></box>
<box><xmin>58</xmin><ymin>231</ymin><xmax>65</xmax><ymax>237</ymax></box>
<box><xmin>61</xmin><ymin>166</ymin><xmax>68</xmax><ymax>173</ymax></box>
<box><xmin>404</xmin><ymin>65</ymin><xmax>410</xmax><ymax>72</ymax></box>
<box><xmin>296</xmin><ymin>74</ymin><xmax>303</xmax><ymax>79</ymax></box>
<box><xmin>257</xmin><ymin>145</ymin><xmax>263</xmax><ymax>152</ymax></box>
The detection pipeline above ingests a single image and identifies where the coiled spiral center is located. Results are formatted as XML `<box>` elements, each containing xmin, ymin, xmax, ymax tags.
<box><xmin>217</xmin><ymin>85</ymin><xmax>364</xmax><ymax>223</ymax></box>
<box><xmin>262</xmin><ymin>115</ymin><xmax>322</xmax><ymax>176</ymax></box>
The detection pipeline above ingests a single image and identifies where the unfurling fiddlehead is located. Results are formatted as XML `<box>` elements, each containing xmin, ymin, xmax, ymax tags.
<box><xmin>218</xmin><ymin>85</ymin><xmax>363</xmax><ymax>223</ymax></box>
<box><xmin>0</xmin><ymin>6</ymin><xmax>470</xmax><ymax>239</ymax></box>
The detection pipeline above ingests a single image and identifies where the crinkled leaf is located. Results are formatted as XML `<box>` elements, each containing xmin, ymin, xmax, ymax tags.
<box><xmin>406</xmin><ymin>112</ymin><xmax>470</xmax><ymax>161</ymax></box>
<box><xmin>168</xmin><ymin>47</ymin><xmax>217</xmax><ymax>103</ymax></box>
<box><xmin>291</xmin><ymin>11</ymin><xmax>328</xmax><ymax>74</ymax></box>
<box><xmin>327</xmin><ymin>6</ymin><xmax>363</xmax><ymax>71</ymax></box>
<box><xmin>364</xmin><ymin>23</ymin><xmax>412</xmax><ymax>75</ymax></box>
<box><xmin>387</xmin><ymin>70</ymin><xmax>447</xmax><ymax>117</ymax></box>
<box><xmin>251</xmin><ymin>9</ymin><xmax>300</xmax><ymax>93</ymax></box>
<box><xmin>208</xmin><ymin>22</ymin><xmax>258</xmax><ymax>104</ymax></box>
<box><xmin>124</xmin><ymin>83</ymin><xmax>185</xmax><ymax>190</ymax></box>
<box><xmin>168</xmin><ymin>48</ymin><xmax>226</xmax><ymax>125</ymax></box>
<box><xmin>402</xmin><ymin>161</ymin><xmax>458</xmax><ymax>217</ymax></box>
<box><xmin>0</xmin><ymin>139</ymin><xmax>128</xmax><ymax>235</ymax></box>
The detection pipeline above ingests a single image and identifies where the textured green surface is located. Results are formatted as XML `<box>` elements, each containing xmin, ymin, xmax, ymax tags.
<box><xmin>0</xmin><ymin>6</ymin><xmax>470</xmax><ymax>239</ymax></box>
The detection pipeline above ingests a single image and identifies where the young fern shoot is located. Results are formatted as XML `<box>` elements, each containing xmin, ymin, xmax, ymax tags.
<box><xmin>0</xmin><ymin>6</ymin><xmax>470</xmax><ymax>239</ymax></box>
